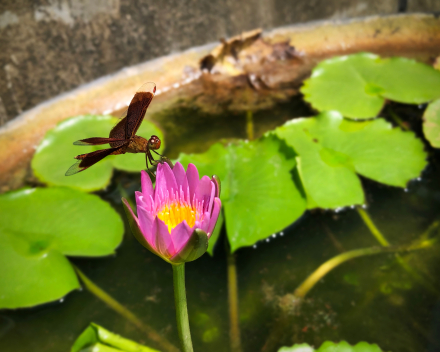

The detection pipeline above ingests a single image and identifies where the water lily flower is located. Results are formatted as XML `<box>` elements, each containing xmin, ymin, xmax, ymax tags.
<box><xmin>122</xmin><ymin>162</ymin><xmax>221</xmax><ymax>264</ymax></box>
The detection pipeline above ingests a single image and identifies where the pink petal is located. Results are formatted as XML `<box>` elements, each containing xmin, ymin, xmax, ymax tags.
<box><xmin>207</xmin><ymin>181</ymin><xmax>215</xmax><ymax>214</ymax></box>
<box><xmin>211</xmin><ymin>175</ymin><xmax>221</xmax><ymax>198</ymax></box>
<box><xmin>135</xmin><ymin>191</ymin><xmax>144</xmax><ymax>207</ymax></box>
<box><xmin>186</xmin><ymin>163</ymin><xmax>199</xmax><ymax>206</ymax></box>
<box><xmin>141</xmin><ymin>170</ymin><xmax>154</xmax><ymax>198</ymax></box>
<box><xmin>170</xmin><ymin>220</ymin><xmax>193</xmax><ymax>253</ymax></box>
<box><xmin>123</xmin><ymin>198</ymin><xmax>140</xmax><ymax>226</ymax></box>
<box><xmin>137</xmin><ymin>206</ymin><xmax>155</xmax><ymax>246</ymax></box>
<box><xmin>207</xmin><ymin>198</ymin><xmax>222</xmax><ymax>236</ymax></box>
<box><xmin>152</xmin><ymin>217</ymin><xmax>174</xmax><ymax>257</ymax></box>
<box><xmin>156</xmin><ymin>163</ymin><xmax>178</xmax><ymax>202</ymax></box>
<box><xmin>136</xmin><ymin>191</ymin><xmax>153</xmax><ymax>211</ymax></box>
<box><xmin>196</xmin><ymin>176</ymin><xmax>212</xmax><ymax>211</ymax></box>
<box><xmin>200</xmin><ymin>212</ymin><xmax>211</xmax><ymax>233</ymax></box>
<box><xmin>173</xmin><ymin>162</ymin><xmax>189</xmax><ymax>201</ymax></box>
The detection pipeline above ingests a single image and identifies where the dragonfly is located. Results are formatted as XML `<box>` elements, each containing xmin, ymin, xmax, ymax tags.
<box><xmin>65</xmin><ymin>82</ymin><xmax>163</xmax><ymax>176</ymax></box>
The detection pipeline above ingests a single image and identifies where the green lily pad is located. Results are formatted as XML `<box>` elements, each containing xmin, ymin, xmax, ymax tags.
<box><xmin>177</xmin><ymin>136</ymin><xmax>307</xmax><ymax>252</ymax></box>
<box><xmin>278</xmin><ymin>343</ymin><xmax>314</xmax><ymax>352</ymax></box>
<box><xmin>423</xmin><ymin>99</ymin><xmax>440</xmax><ymax>148</ymax></box>
<box><xmin>274</xmin><ymin>111</ymin><xmax>427</xmax><ymax>209</ymax></box>
<box><xmin>31</xmin><ymin>115</ymin><xmax>164</xmax><ymax>192</ymax></box>
<box><xmin>301</xmin><ymin>53</ymin><xmax>440</xmax><ymax>118</ymax></box>
<box><xmin>0</xmin><ymin>187</ymin><xmax>124</xmax><ymax>309</ymax></box>
<box><xmin>72</xmin><ymin>322</ymin><xmax>159</xmax><ymax>352</ymax></box>
<box><xmin>278</xmin><ymin>341</ymin><xmax>383</xmax><ymax>352</ymax></box>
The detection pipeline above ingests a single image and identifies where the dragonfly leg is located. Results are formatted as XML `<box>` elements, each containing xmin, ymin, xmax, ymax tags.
<box><xmin>145</xmin><ymin>153</ymin><xmax>156</xmax><ymax>177</ymax></box>
<box><xmin>152</xmin><ymin>150</ymin><xmax>164</xmax><ymax>157</ymax></box>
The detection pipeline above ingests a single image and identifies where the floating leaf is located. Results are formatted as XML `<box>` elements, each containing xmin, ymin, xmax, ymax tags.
<box><xmin>423</xmin><ymin>99</ymin><xmax>440</xmax><ymax>148</ymax></box>
<box><xmin>301</xmin><ymin>53</ymin><xmax>440</xmax><ymax>118</ymax></box>
<box><xmin>278</xmin><ymin>341</ymin><xmax>383</xmax><ymax>352</ymax></box>
<box><xmin>0</xmin><ymin>187</ymin><xmax>124</xmax><ymax>309</ymax></box>
<box><xmin>177</xmin><ymin>136</ymin><xmax>307</xmax><ymax>252</ymax></box>
<box><xmin>278</xmin><ymin>343</ymin><xmax>314</xmax><ymax>352</ymax></box>
<box><xmin>72</xmin><ymin>322</ymin><xmax>159</xmax><ymax>352</ymax></box>
<box><xmin>32</xmin><ymin>115</ymin><xmax>164</xmax><ymax>192</ymax></box>
<box><xmin>274</xmin><ymin>111</ymin><xmax>427</xmax><ymax>209</ymax></box>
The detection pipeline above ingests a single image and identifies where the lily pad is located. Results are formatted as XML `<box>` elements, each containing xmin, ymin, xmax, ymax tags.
<box><xmin>177</xmin><ymin>136</ymin><xmax>307</xmax><ymax>252</ymax></box>
<box><xmin>423</xmin><ymin>99</ymin><xmax>440</xmax><ymax>148</ymax></box>
<box><xmin>32</xmin><ymin>115</ymin><xmax>164</xmax><ymax>192</ymax></box>
<box><xmin>301</xmin><ymin>53</ymin><xmax>440</xmax><ymax>118</ymax></box>
<box><xmin>278</xmin><ymin>341</ymin><xmax>383</xmax><ymax>352</ymax></box>
<box><xmin>0</xmin><ymin>187</ymin><xmax>124</xmax><ymax>309</ymax></box>
<box><xmin>72</xmin><ymin>323</ymin><xmax>159</xmax><ymax>352</ymax></box>
<box><xmin>274</xmin><ymin>111</ymin><xmax>427</xmax><ymax>209</ymax></box>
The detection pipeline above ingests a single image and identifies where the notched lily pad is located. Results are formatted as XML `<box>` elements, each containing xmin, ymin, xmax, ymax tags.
<box><xmin>32</xmin><ymin>115</ymin><xmax>165</xmax><ymax>192</ymax></box>
<box><xmin>278</xmin><ymin>341</ymin><xmax>383</xmax><ymax>352</ymax></box>
<box><xmin>301</xmin><ymin>53</ymin><xmax>440</xmax><ymax>118</ymax></box>
<box><xmin>423</xmin><ymin>99</ymin><xmax>440</xmax><ymax>148</ymax></box>
<box><xmin>274</xmin><ymin>111</ymin><xmax>427</xmax><ymax>209</ymax></box>
<box><xmin>0</xmin><ymin>187</ymin><xmax>124</xmax><ymax>309</ymax></box>
<box><xmin>177</xmin><ymin>136</ymin><xmax>307</xmax><ymax>252</ymax></box>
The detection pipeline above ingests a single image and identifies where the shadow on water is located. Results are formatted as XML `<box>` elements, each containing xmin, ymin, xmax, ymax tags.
<box><xmin>1</xmin><ymin>99</ymin><xmax>440</xmax><ymax>352</ymax></box>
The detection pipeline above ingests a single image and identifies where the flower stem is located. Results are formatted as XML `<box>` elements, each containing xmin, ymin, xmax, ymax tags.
<box><xmin>172</xmin><ymin>264</ymin><xmax>194</xmax><ymax>352</ymax></box>
<box><xmin>73</xmin><ymin>264</ymin><xmax>179</xmax><ymax>352</ymax></box>
<box><xmin>227</xmin><ymin>250</ymin><xmax>243</xmax><ymax>352</ymax></box>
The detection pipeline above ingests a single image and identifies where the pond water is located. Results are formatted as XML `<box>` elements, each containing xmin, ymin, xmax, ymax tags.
<box><xmin>1</xmin><ymin>100</ymin><xmax>440</xmax><ymax>352</ymax></box>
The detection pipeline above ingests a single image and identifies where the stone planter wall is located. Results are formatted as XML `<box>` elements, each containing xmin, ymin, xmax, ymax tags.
<box><xmin>0</xmin><ymin>0</ymin><xmax>438</xmax><ymax>125</ymax></box>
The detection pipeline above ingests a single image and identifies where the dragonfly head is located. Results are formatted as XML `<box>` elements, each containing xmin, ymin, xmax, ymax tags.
<box><xmin>148</xmin><ymin>135</ymin><xmax>161</xmax><ymax>150</ymax></box>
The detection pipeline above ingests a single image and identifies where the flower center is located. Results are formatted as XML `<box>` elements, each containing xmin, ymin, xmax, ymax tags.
<box><xmin>157</xmin><ymin>201</ymin><xmax>197</xmax><ymax>232</ymax></box>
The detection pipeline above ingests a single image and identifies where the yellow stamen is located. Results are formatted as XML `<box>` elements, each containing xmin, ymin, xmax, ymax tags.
<box><xmin>157</xmin><ymin>201</ymin><xmax>197</xmax><ymax>233</ymax></box>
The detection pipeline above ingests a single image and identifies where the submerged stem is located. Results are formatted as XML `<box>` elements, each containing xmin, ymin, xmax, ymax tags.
<box><xmin>294</xmin><ymin>241</ymin><xmax>435</xmax><ymax>298</ymax></box>
<box><xmin>73</xmin><ymin>265</ymin><xmax>179</xmax><ymax>352</ymax></box>
<box><xmin>227</xmin><ymin>250</ymin><xmax>242</xmax><ymax>352</ymax></box>
<box><xmin>356</xmin><ymin>208</ymin><xmax>440</xmax><ymax>295</ymax></box>
<box><xmin>246</xmin><ymin>110</ymin><xmax>254</xmax><ymax>141</ymax></box>
<box><xmin>172</xmin><ymin>264</ymin><xmax>194</xmax><ymax>352</ymax></box>
<box><xmin>387</xmin><ymin>106</ymin><xmax>409</xmax><ymax>130</ymax></box>
<box><xmin>356</xmin><ymin>207</ymin><xmax>390</xmax><ymax>246</ymax></box>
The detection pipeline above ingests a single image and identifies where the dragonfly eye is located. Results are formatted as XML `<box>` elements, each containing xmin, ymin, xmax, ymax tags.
<box><xmin>148</xmin><ymin>135</ymin><xmax>161</xmax><ymax>150</ymax></box>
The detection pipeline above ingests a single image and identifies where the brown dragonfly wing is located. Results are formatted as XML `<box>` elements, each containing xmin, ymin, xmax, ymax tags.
<box><xmin>109</xmin><ymin>117</ymin><xmax>127</xmax><ymax>147</ymax></box>
<box><xmin>65</xmin><ymin>146</ymin><xmax>125</xmax><ymax>176</ymax></box>
<box><xmin>73</xmin><ymin>137</ymin><xmax>127</xmax><ymax>146</ymax></box>
<box><xmin>110</xmin><ymin>82</ymin><xmax>156</xmax><ymax>141</ymax></box>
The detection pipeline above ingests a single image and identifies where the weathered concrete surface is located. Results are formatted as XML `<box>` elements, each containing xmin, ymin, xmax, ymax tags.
<box><xmin>0</xmin><ymin>0</ymin><xmax>405</xmax><ymax>125</ymax></box>
<box><xmin>408</xmin><ymin>0</ymin><xmax>440</xmax><ymax>12</ymax></box>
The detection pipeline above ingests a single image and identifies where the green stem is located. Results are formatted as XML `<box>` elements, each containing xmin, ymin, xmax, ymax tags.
<box><xmin>227</xmin><ymin>251</ymin><xmax>242</xmax><ymax>352</ymax></box>
<box><xmin>294</xmin><ymin>241</ymin><xmax>435</xmax><ymax>298</ymax></box>
<box><xmin>172</xmin><ymin>264</ymin><xmax>194</xmax><ymax>352</ymax></box>
<box><xmin>356</xmin><ymin>207</ymin><xmax>390</xmax><ymax>246</ymax></box>
<box><xmin>73</xmin><ymin>265</ymin><xmax>179</xmax><ymax>352</ymax></box>
<box><xmin>387</xmin><ymin>106</ymin><xmax>409</xmax><ymax>130</ymax></box>
<box><xmin>356</xmin><ymin>208</ymin><xmax>440</xmax><ymax>295</ymax></box>
<box><xmin>246</xmin><ymin>110</ymin><xmax>254</xmax><ymax>140</ymax></box>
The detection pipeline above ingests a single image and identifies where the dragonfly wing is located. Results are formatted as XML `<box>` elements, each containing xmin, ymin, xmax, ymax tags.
<box><xmin>65</xmin><ymin>146</ymin><xmax>125</xmax><ymax>176</ymax></box>
<box><xmin>126</xmin><ymin>82</ymin><xmax>156</xmax><ymax>138</ymax></box>
<box><xmin>73</xmin><ymin>137</ymin><xmax>127</xmax><ymax>146</ymax></box>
